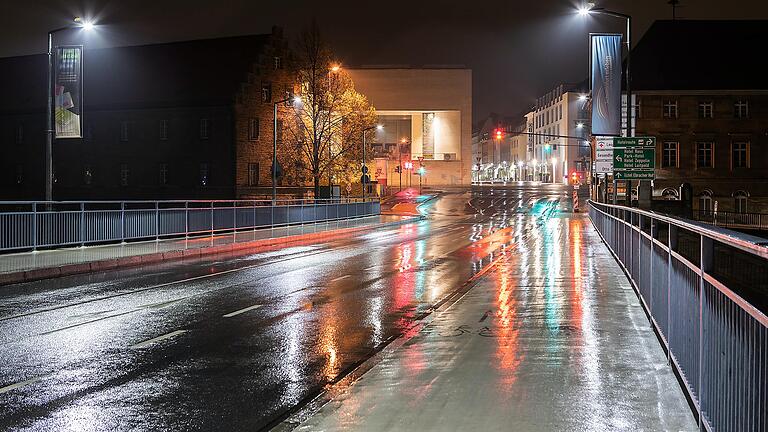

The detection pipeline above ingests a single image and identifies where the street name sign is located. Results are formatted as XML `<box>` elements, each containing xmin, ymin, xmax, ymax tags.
<box><xmin>612</xmin><ymin>136</ymin><xmax>656</xmax><ymax>180</ymax></box>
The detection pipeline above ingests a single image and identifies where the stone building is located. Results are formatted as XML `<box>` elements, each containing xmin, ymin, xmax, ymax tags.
<box><xmin>631</xmin><ymin>20</ymin><xmax>768</xmax><ymax>213</ymax></box>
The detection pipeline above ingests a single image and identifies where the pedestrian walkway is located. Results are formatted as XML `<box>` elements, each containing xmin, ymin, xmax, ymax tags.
<box><xmin>292</xmin><ymin>214</ymin><xmax>697</xmax><ymax>431</ymax></box>
<box><xmin>0</xmin><ymin>215</ymin><xmax>408</xmax><ymax>281</ymax></box>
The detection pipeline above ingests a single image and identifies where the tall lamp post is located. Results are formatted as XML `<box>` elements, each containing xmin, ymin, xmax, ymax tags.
<box><xmin>361</xmin><ymin>124</ymin><xmax>383</xmax><ymax>199</ymax></box>
<box><xmin>272</xmin><ymin>95</ymin><xmax>300</xmax><ymax>204</ymax></box>
<box><xmin>46</xmin><ymin>17</ymin><xmax>93</xmax><ymax>201</ymax></box>
<box><xmin>579</xmin><ymin>3</ymin><xmax>632</xmax><ymax>205</ymax></box>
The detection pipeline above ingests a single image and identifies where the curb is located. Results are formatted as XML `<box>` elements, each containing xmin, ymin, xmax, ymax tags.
<box><xmin>0</xmin><ymin>217</ymin><xmax>420</xmax><ymax>287</ymax></box>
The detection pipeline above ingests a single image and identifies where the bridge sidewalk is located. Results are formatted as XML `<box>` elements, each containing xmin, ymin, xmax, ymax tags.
<box><xmin>286</xmin><ymin>213</ymin><xmax>697</xmax><ymax>431</ymax></box>
<box><xmin>0</xmin><ymin>215</ymin><xmax>410</xmax><ymax>286</ymax></box>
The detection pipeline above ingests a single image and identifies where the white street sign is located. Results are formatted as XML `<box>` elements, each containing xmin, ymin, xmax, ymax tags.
<box><xmin>596</xmin><ymin>149</ymin><xmax>613</xmax><ymax>161</ymax></box>
<box><xmin>596</xmin><ymin>160</ymin><xmax>613</xmax><ymax>174</ymax></box>
<box><xmin>596</xmin><ymin>138</ymin><xmax>614</xmax><ymax>150</ymax></box>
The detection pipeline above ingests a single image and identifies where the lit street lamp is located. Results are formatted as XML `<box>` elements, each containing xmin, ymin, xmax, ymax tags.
<box><xmin>45</xmin><ymin>17</ymin><xmax>94</xmax><ymax>201</ymax></box>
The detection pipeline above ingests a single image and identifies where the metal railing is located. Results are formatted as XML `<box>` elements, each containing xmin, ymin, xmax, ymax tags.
<box><xmin>589</xmin><ymin>200</ymin><xmax>768</xmax><ymax>432</ymax></box>
<box><xmin>693</xmin><ymin>210</ymin><xmax>768</xmax><ymax>232</ymax></box>
<box><xmin>0</xmin><ymin>198</ymin><xmax>380</xmax><ymax>252</ymax></box>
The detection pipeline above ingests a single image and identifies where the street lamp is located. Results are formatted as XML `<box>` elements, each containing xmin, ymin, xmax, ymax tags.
<box><xmin>578</xmin><ymin>2</ymin><xmax>633</xmax><ymax>205</ymax></box>
<box><xmin>45</xmin><ymin>17</ymin><xmax>94</xmax><ymax>201</ymax></box>
<box><xmin>361</xmin><ymin>124</ymin><xmax>383</xmax><ymax>199</ymax></box>
<box><xmin>272</xmin><ymin>95</ymin><xmax>301</xmax><ymax>204</ymax></box>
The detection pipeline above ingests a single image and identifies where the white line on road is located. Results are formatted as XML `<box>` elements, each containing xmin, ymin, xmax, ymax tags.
<box><xmin>130</xmin><ymin>330</ymin><xmax>187</xmax><ymax>349</ymax></box>
<box><xmin>330</xmin><ymin>275</ymin><xmax>351</xmax><ymax>282</ymax></box>
<box><xmin>222</xmin><ymin>304</ymin><xmax>262</xmax><ymax>318</ymax></box>
<box><xmin>0</xmin><ymin>375</ymin><xmax>45</xmax><ymax>395</ymax></box>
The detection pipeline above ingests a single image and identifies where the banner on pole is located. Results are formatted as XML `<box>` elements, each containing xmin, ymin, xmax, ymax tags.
<box><xmin>54</xmin><ymin>45</ymin><xmax>83</xmax><ymax>139</ymax></box>
<box><xmin>590</xmin><ymin>34</ymin><xmax>622</xmax><ymax>136</ymax></box>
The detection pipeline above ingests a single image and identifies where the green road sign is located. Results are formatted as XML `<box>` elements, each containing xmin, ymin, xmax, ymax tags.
<box><xmin>615</xmin><ymin>170</ymin><xmax>654</xmax><ymax>180</ymax></box>
<box><xmin>614</xmin><ymin>148</ymin><xmax>655</xmax><ymax>170</ymax></box>
<box><xmin>614</xmin><ymin>137</ymin><xmax>656</xmax><ymax>148</ymax></box>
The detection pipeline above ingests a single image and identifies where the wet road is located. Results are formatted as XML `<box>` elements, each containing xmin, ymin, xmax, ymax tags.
<box><xmin>0</xmin><ymin>183</ymin><xmax>573</xmax><ymax>431</ymax></box>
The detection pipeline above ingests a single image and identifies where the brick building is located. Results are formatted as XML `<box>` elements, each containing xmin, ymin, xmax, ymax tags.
<box><xmin>0</xmin><ymin>28</ymin><xmax>292</xmax><ymax>200</ymax></box>
<box><xmin>632</xmin><ymin>20</ymin><xmax>768</xmax><ymax>213</ymax></box>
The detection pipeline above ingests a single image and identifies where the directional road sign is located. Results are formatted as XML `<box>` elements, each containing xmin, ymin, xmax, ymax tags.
<box><xmin>612</xmin><ymin>136</ymin><xmax>656</xmax><ymax>180</ymax></box>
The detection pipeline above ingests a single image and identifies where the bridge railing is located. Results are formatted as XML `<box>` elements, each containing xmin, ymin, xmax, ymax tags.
<box><xmin>589</xmin><ymin>200</ymin><xmax>768</xmax><ymax>432</ymax></box>
<box><xmin>0</xmin><ymin>198</ymin><xmax>380</xmax><ymax>253</ymax></box>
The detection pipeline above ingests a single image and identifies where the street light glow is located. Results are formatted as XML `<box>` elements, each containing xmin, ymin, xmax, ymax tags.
<box><xmin>74</xmin><ymin>17</ymin><xmax>95</xmax><ymax>30</ymax></box>
<box><xmin>577</xmin><ymin>7</ymin><xmax>592</xmax><ymax>16</ymax></box>
<box><xmin>376</xmin><ymin>124</ymin><xmax>383</xmax><ymax>131</ymax></box>
<box><xmin>330</xmin><ymin>64</ymin><xmax>341</xmax><ymax>72</ymax></box>
<box><xmin>577</xmin><ymin>122</ymin><xmax>584</xmax><ymax>129</ymax></box>
<box><xmin>578</xmin><ymin>94</ymin><xmax>588</xmax><ymax>102</ymax></box>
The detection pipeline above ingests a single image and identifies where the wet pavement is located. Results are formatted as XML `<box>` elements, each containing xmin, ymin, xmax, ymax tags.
<box><xmin>0</xmin><ymin>183</ymin><xmax>694</xmax><ymax>431</ymax></box>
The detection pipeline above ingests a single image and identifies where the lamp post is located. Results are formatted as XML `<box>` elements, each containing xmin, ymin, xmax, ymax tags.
<box><xmin>45</xmin><ymin>17</ymin><xmax>93</xmax><ymax>202</ymax></box>
<box><xmin>361</xmin><ymin>124</ymin><xmax>383</xmax><ymax>199</ymax></box>
<box><xmin>551</xmin><ymin>158</ymin><xmax>558</xmax><ymax>184</ymax></box>
<box><xmin>272</xmin><ymin>95</ymin><xmax>300</xmax><ymax>204</ymax></box>
<box><xmin>579</xmin><ymin>3</ymin><xmax>632</xmax><ymax>205</ymax></box>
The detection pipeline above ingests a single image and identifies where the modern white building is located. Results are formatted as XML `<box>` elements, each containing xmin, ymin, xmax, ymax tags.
<box><xmin>532</xmin><ymin>83</ymin><xmax>591</xmax><ymax>184</ymax></box>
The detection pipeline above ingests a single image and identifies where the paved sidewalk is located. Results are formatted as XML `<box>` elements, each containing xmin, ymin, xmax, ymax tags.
<box><xmin>0</xmin><ymin>215</ymin><xmax>409</xmax><ymax>284</ymax></box>
<box><xmin>292</xmin><ymin>214</ymin><xmax>697</xmax><ymax>431</ymax></box>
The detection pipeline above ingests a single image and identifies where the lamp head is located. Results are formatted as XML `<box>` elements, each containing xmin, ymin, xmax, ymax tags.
<box><xmin>577</xmin><ymin>2</ymin><xmax>596</xmax><ymax>16</ymax></box>
<box><xmin>376</xmin><ymin>124</ymin><xmax>383</xmax><ymax>131</ymax></box>
<box><xmin>74</xmin><ymin>17</ymin><xmax>94</xmax><ymax>30</ymax></box>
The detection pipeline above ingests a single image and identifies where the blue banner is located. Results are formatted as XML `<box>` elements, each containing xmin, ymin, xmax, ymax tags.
<box><xmin>590</xmin><ymin>34</ymin><xmax>622</xmax><ymax>136</ymax></box>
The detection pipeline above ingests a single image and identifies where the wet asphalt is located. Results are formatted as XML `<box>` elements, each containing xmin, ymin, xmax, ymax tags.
<box><xmin>0</xmin><ymin>183</ymin><xmax>573</xmax><ymax>431</ymax></box>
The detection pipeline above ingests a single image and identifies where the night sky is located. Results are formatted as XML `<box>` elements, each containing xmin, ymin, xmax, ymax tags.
<box><xmin>3</xmin><ymin>0</ymin><xmax>766</xmax><ymax>120</ymax></box>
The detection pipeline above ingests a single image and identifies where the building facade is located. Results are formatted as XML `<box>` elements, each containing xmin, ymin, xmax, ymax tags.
<box><xmin>631</xmin><ymin>20</ymin><xmax>768</xmax><ymax>213</ymax></box>
<box><xmin>532</xmin><ymin>83</ymin><xmax>590</xmax><ymax>184</ymax></box>
<box><xmin>0</xmin><ymin>29</ymin><xmax>292</xmax><ymax>200</ymax></box>
<box><xmin>346</xmin><ymin>67</ymin><xmax>472</xmax><ymax>189</ymax></box>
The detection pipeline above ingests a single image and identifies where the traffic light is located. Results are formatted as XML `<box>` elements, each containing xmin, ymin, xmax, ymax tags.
<box><xmin>494</xmin><ymin>128</ymin><xmax>504</xmax><ymax>140</ymax></box>
<box><xmin>418</xmin><ymin>167</ymin><xmax>426</xmax><ymax>176</ymax></box>
<box><xmin>404</xmin><ymin>161</ymin><xmax>413</xmax><ymax>170</ymax></box>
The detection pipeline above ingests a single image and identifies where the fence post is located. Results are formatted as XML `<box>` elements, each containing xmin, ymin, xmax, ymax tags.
<box><xmin>121</xmin><ymin>202</ymin><xmax>126</xmax><ymax>243</ymax></box>
<box><xmin>32</xmin><ymin>203</ymin><xmax>38</xmax><ymax>251</ymax></box>
<box><xmin>155</xmin><ymin>201</ymin><xmax>160</xmax><ymax>241</ymax></box>
<box><xmin>698</xmin><ymin>235</ymin><xmax>714</xmax><ymax>429</ymax></box>
<box><xmin>667</xmin><ymin>224</ymin><xmax>678</xmax><ymax>363</ymax></box>
<box><xmin>80</xmin><ymin>202</ymin><xmax>85</xmax><ymax>247</ymax></box>
<box><xmin>210</xmin><ymin>201</ymin><xmax>214</xmax><ymax>237</ymax></box>
<box><xmin>185</xmin><ymin>201</ymin><xmax>189</xmax><ymax>239</ymax></box>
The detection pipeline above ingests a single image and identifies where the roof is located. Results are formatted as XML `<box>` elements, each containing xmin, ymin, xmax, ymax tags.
<box><xmin>0</xmin><ymin>33</ymin><xmax>273</xmax><ymax>113</ymax></box>
<box><xmin>631</xmin><ymin>20</ymin><xmax>768</xmax><ymax>91</ymax></box>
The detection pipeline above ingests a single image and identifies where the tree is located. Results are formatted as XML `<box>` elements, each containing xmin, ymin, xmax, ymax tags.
<box><xmin>284</xmin><ymin>22</ymin><xmax>377</xmax><ymax>197</ymax></box>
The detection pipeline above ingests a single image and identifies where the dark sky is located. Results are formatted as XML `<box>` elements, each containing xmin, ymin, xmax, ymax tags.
<box><xmin>3</xmin><ymin>0</ymin><xmax>766</xmax><ymax>120</ymax></box>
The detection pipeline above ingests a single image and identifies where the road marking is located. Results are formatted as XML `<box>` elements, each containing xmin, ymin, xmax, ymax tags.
<box><xmin>0</xmin><ymin>375</ymin><xmax>45</xmax><ymax>394</ymax></box>
<box><xmin>330</xmin><ymin>275</ymin><xmax>351</xmax><ymax>282</ymax></box>
<box><xmin>130</xmin><ymin>330</ymin><xmax>187</xmax><ymax>349</ymax></box>
<box><xmin>222</xmin><ymin>304</ymin><xmax>262</xmax><ymax>318</ymax></box>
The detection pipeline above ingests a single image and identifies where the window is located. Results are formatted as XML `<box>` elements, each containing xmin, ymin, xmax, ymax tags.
<box><xmin>248</xmin><ymin>117</ymin><xmax>260</xmax><ymax>140</ymax></box>
<box><xmin>159</xmin><ymin>163</ymin><xmax>168</xmax><ymax>185</ymax></box>
<box><xmin>696</xmin><ymin>142</ymin><xmax>714</xmax><ymax>168</ymax></box>
<box><xmin>15</xmin><ymin>124</ymin><xmax>23</xmax><ymax>145</ymax></box>
<box><xmin>661</xmin><ymin>188</ymin><xmax>679</xmax><ymax>200</ymax></box>
<box><xmin>698</xmin><ymin>101</ymin><xmax>714</xmax><ymax>119</ymax></box>
<box><xmin>248</xmin><ymin>163</ymin><xmax>259</xmax><ymax>186</ymax></box>
<box><xmin>699</xmin><ymin>190</ymin><xmax>713</xmax><ymax>214</ymax></box>
<box><xmin>160</xmin><ymin>120</ymin><xmax>168</xmax><ymax>140</ymax></box>
<box><xmin>120</xmin><ymin>121</ymin><xmax>129</xmax><ymax>141</ymax></box>
<box><xmin>83</xmin><ymin>165</ymin><xmax>92</xmax><ymax>185</ymax></box>
<box><xmin>732</xmin><ymin>142</ymin><xmax>749</xmax><ymax>168</ymax></box>
<box><xmin>120</xmin><ymin>164</ymin><xmax>129</xmax><ymax>186</ymax></box>
<box><xmin>261</xmin><ymin>82</ymin><xmax>272</xmax><ymax>103</ymax></box>
<box><xmin>734</xmin><ymin>191</ymin><xmax>748</xmax><ymax>213</ymax></box>
<box><xmin>663</xmin><ymin>100</ymin><xmax>678</xmax><ymax>119</ymax></box>
<box><xmin>662</xmin><ymin>141</ymin><xmax>679</xmax><ymax>168</ymax></box>
<box><xmin>200</xmin><ymin>119</ymin><xmax>209</xmax><ymax>139</ymax></box>
<box><xmin>199</xmin><ymin>163</ymin><xmax>209</xmax><ymax>187</ymax></box>
<box><xmin>274</xmin><ymin>56</ymin><xmax>282</xmax><ymax>70</ymax></box>
<box><xmin>15</xmin><ymin>165</ymin><xmax>23</xmax><ymax>185</ymax></box>
<box><xmin>734</xmin><ymin>100</ymin><xmax>749</xmax><ymax>119</ymax></box>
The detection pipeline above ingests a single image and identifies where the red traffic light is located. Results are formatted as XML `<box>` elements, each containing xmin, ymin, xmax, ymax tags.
<box><xmin>494</xmin><ymin>128</ymin><xmax>504</xmax><ymax>140</ymax></box>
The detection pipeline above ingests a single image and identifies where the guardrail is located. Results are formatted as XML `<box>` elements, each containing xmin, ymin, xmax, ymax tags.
<box><xmin>588</xmin><ymin>200</ymin><xmax>768</xmax><ymax>432</ymax></box>
<box><xmin>0</xmin><ymin>198</ymin><xmax>380</xmax><ymax>252</ymax></box>
<box><xmin>693</xmin><ymin>210</ymin><xmax>768</xmax><ymax>232</ymax></box>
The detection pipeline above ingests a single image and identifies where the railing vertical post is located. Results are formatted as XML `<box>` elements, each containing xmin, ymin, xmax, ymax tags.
<box><xmin>233</xmin><ymin>201</ymin><xmax>237</xmax><ymax>238</ymax></box>
<box><xmin>648</xmin><ymin>215</ymin><xmax>653</xmax><ymax>327</ymax></box>
<box><xmin>253</xmin><ymin>200</ymin><xmax>256</xmax><ymax>233</ymax></box>
<box><xmin>32</xmin><ymin>203</ymin><xmax>38</xmax><ymax>251</ymax></box>
<box><xmin>185</xmin><ymin>201</ymin><xmax>189</xmax><ymax>239</ymax></box>
<box><xmin>155</xmin><ymin>201</ymin><xmax>160</xmax><ymax>241</ymax></box>
<box><xmin>699</xmin><ymin>235</ymin><xmax>714</xmax><ymax>429</ymax></box>
<box><xmin>210</xmin><ymin>201</ymin><xmax>214</xmax><ymax>237</ymax></box>
<box><xmin>80</xmin><ymin>202</ymin><xmax>85</xmax><ymax>247</ymax></box>
<box><xmin>668</xmin><ymin>224</ymin><xmax>678</xmax><ymax>363</ymax></box>
<box><xmin>121</xmin><ymin>202</ymin><xmax>126</xmax><ymax>243</ymax></box>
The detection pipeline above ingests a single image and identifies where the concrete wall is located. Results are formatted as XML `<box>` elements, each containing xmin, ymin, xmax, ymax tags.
<box><xmin>347</xmin><ymin>68</ymin><xmax>472</xmax><ymax>186</ymax></box>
